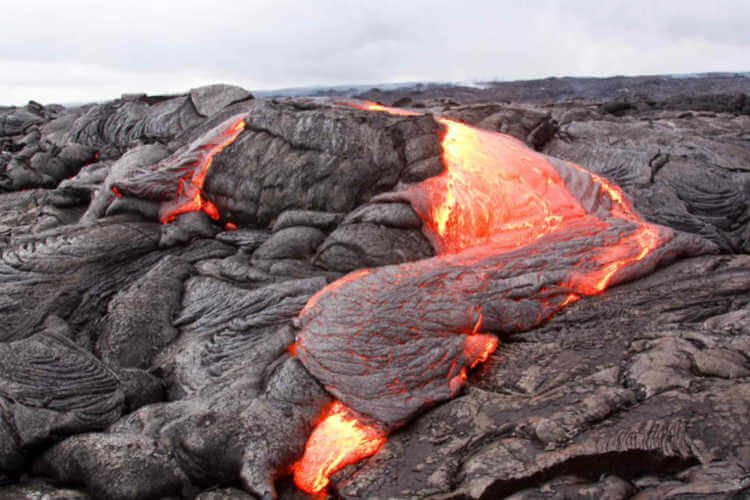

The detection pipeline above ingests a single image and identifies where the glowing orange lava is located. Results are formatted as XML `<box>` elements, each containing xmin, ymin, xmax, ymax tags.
<box><xmin>293</xmin><ymin>402</ymin><xmax>386</xmax><ymax>494</ymax></box>
<box><xmin>421</xmin><ymin>117</ymin><xmax>587</xmax><ymax>254</ymax></box>
<box><xmin>353</xmin><ymin>101</ymin><xmax>661</xmax><ymax>293</ymax></box>
<box><xmin>428</xmin><ymin>117</ymin><xmax>660</xmax><ymax>291</ymax></box>
<box><xmin>159</xmin><ymin>118</ymin><xmax>246</xmax><ymax>223</ymax></box>
<box><xmin>465</xmin><ymin>333</ymin><xmax>499</xmax><ymax>369</ymax></box>
<box><xmin>337</xmin><ymin>100</ymin><xmax>422</xmax><ymax>117</ymax></box>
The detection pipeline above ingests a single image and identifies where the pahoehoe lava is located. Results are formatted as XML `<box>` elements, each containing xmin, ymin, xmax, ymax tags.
<box><xmin>1</xmin><ymin>77</ymin><xmax>749</xmax><ymax>499</ymax></box>
<box><xmin>291</xmin><ymin>102</ymin><xmax>716</xmax><ymax>493</ymax></box>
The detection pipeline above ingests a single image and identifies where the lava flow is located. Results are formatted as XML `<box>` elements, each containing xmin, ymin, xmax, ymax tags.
<box><xmin>108</xmin><ymin>114</ymin><xmax>247</xmax><ymax>225</ymax></box>
<box><xmin>293</xmin><ymin>100</ymin><xmax>678</xmax><ymax>494</ymax></box>
<box><xmin>417</xmin><ymin>117</ymin><xmax>585</xmax><ymax>254</ymax></box>
<box><xmin>159</xmin><ymin>117</ymin><xmax>246</xmax><ymax>223</ymax></box>
<box><xmin>292</xmin><ymin>402</ymin><xmax>386</xmax><ymax>494</ymax></box>
<box><xmin>412</xmin><ymin>113</ymin><xmax>661</xmax><ymax>294</ymax></box>
<box><xmin>356</xmin><ymin>101</ymin><xmax>660</xmax><ymax>293</ymax></box>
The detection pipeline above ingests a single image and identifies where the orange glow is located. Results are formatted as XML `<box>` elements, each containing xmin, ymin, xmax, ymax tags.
<box><xmin>449</xmin><ymin>368</ymin><xmax>468</xmax><ymax>397</ymax></box>
<box><xmin>414</xmin><ymin>117</ymin><xmax>588</xmax><ymax>254</ymax></box>
<box><xmin>224</xmin><ymin>222</ymin><xmax>238</xmax><ymax>231</ymax></box>
<box><xmin>288</xmin><ymin>343</ymin><xmax>297</xmax><ymax>357</ymax></box>
<box><xmin>293</xmin><ymin>402</ymin><xmax>386</xmax><ymax>494</ymax></box>
<box><xmin>561</xmin><ymin>293</ymin><xmax>581</xmax><ymax>307</ymax></box>
<box><xmin>464</xmin><ymin>334</ymin><xmax>499</xmax><ymax>369</ymax></box>
<box><xmin>344</xmin><ymin>101</ymin><xmax>662</xmax><ymax>294</ymax></box>
<box><xmin>159</xmin><ymin>118</ymin><xmax>246</xmax><ymax>223</ymax></box>
<box><xmin>336</xmin><ymin>100</ymin><xmax>422</xmax><ymax>116</ymax></box>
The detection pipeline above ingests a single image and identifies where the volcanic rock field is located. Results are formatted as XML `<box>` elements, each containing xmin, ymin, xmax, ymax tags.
<box><xmin>0</xmin><ymin>74</ymin><xmax>749</xmax><ymax>499</ymax></box>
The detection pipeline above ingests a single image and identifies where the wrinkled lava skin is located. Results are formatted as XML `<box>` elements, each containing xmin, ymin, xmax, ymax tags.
<box><xmin>294</xmin><ymin>103</ymin><xmax>715</xmax><ymax>479</ymax></box>
<box><xmin>95</xmin><ymin>100</ymin><xmax>713</xmax><ymax>495</ymax></box>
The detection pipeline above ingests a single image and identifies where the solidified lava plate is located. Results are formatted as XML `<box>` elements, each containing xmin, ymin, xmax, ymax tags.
<box><xmin>292</xmin><ymin>102</ymin><xmax>714</xmax><ymax>493</ymax></box>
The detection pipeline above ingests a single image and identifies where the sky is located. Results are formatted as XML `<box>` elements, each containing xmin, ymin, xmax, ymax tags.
<box><xmin>2</xmin><ymin>0</ymin><xmax>749</xmax><ymax>105</ymax></box>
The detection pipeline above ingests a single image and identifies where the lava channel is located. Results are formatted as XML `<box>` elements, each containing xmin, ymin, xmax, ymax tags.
<box><xmin>292</xmin><ymin>100</ymin><xmax>713</xmax><ymax>494</ymax></box>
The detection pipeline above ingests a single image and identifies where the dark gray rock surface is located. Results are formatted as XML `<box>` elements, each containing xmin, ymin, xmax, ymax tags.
<box><xmin>544</xmin><ymin>111</ymin><xmax>750</xmax><ymax>252</ymax></box>
<box><xmin>0</xmin><ymin>76</ymin><xmax>748</xmax><ymax>499</ymax></box>
<box><xmin>0</xmin><ymin>319</ymin><xmax>124</xmax><ymax>471</ymax></box>
<box><xmin>253</xmin><ymin>226</ymin><xmax>327</xmax><ymax>261</ymax></box>
<box><xmin>313</xmin><ymin>221</ymin><xmax>434</xmax><ymax>272</ymax></box>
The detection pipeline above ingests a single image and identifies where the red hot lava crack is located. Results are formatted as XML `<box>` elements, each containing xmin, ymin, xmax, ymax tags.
<box><xmin>109</xmin><ymin>114</ymin><xmax>246</xmax><ymax>225</ymax></box>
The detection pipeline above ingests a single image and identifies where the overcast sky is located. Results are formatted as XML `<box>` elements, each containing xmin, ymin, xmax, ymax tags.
<box><xmin>3</xmin><ymin>0</ymin><xmax>749</xmax><ymax>105</ymax></box>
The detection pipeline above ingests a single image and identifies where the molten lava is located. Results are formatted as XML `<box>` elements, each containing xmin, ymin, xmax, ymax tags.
<box><xmin>348</xmin><ymin>101</ymin><xmax>662</xmax><ymax>293</ymax></box>
<box><xmin>417</xmin><ymin>116</ymin><xmax>661</xmax><ymax>292</ymax></box>
<box><xmin>109</xmin><ymin>114</ymin><xmax>247</xmax><ymax>226</ymax></box>
<box><xmin>415</xmin><ymin>118</ymin><xmax>586</xmax><ymax>254</ymax></box>
<box><xmin>159</xmin><ymin>117</ymin><xmax>246</xmax><ymax>223</ymax></box>
<box><xmin>294</xmin><ymin>101</ymin><xmax>690</xmax><ymax>494</ymax></box>
<box><xmin>293</xmin><ymin>402</ymin><xmax>386</xmax><ymax>494</ymax></box>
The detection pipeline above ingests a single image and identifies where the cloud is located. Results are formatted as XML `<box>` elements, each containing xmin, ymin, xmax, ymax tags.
<box><xmin>3</xmin><ymin>0</ymin><xmax>749</xmax><ymax>105</ymax></box>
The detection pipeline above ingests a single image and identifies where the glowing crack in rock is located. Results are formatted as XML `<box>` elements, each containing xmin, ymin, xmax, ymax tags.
<box><xmin>109</xmin><ymin>114</ymin><xmax>246</xmax><ymax>224</ymax></box>
<box><xmin>292</xmin><ymin>101</ymin><xmax>712</xmax><ymax>494</ymax></box>
<box><xmin>159</xmin><ymin>117</ymin><xmax>246</xmax><ymax>223</ymax></box>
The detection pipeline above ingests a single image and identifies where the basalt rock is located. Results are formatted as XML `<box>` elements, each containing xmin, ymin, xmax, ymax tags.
<box><xmin>313</xmin><ymin>221</ymin><xmax>434</xmax><ymax>273</ymax></box>
<box><xmin>0</xmin><ymin>101</ymin><xmax>57</xmax><ymax>137</ymax></box>
<box><xmin>0</xmin><ymin>77</ymin><xmax>748</xmax><ymax>499</ymax></box>
<box><xmin>271</xmin><ymin>210</ymin><xmax>344</xmax><ymax>232</ymax></box>
<box><xmin>544</xmin><ymin>112</ymin><xmax>750</xmax><ymax>253</ymax></box>
<box><xmin>253</xmin><ymin>226</ymin><xmax>327</xmax><ymax>261</ymax></box>
<box><xmin>96</xmin><ymin>255</ymin><xmax>194</xmax><ymax>369</ymax></box>
<box><xmin>0</xmin><ymin>318</ymin><xmax>124</xmax><ymax>472</ymax></box>
<box><xmin>0</xmin><ymin>131</ymin><xmax>97</xmax><ymax>192</ymax></box>
<box><xmin>62</xmin><ymin>84</ymin><xmax>251</xmax><ymax>152</ymax></box>
<box><xmin>442</xmin><ymin>103</ymin><xmax>558</xmax><ymax>150</ymax></box>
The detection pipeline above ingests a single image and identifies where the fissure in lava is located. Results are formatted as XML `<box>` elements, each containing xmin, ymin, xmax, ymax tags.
<box><xmin>159</xmin><ymin>118</ymin><xmax>246</xmax><ymax>223</ymax></box>
<box><xmin>290</xmin><ymin>101</ymin><xmax>687</xmax><ymax>494</ymax></box>
<box><xmin>108</xmin><ymin>115</ymin><xmax>246</xmax><ymax>225</ymax></box>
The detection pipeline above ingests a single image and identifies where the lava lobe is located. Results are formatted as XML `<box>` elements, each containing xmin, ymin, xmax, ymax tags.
<box><xmin>292</xmin><ymin>101</ymin><xmax>714</xmax><ymax>492</ymax></box>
